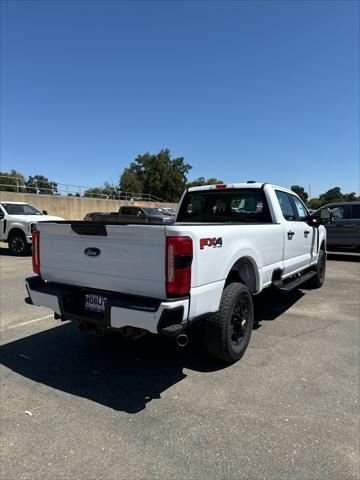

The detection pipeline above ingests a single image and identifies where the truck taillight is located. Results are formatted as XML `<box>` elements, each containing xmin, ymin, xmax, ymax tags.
<box><xmin>166</xmin><ymin>236</ymin><xmax>193</xmax><ymax>296</ymax></box>
<box><xmin>32</xmin><ymin>231</ymin><xmax>40</xmax><ymax>274</ymax></box>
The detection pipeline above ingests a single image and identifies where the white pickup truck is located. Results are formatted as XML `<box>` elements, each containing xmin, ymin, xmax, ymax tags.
<box><xmin>25</xmin><ymin>183</ymin><xmax>331</xmax><ymax>363</ymax></box>
<box><xmin>0</xmin><ymin>201</ymin><xmax>63</xmax><ymax>255</ymax></box>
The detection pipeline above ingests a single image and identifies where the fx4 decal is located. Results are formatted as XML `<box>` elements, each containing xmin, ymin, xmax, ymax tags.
<box><xmin>200</xmin><ymin>237</ymin><xmax>223</xmax><ymax>250</ymax></box>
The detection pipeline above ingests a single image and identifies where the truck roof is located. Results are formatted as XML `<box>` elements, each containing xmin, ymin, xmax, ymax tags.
<box><xmin>187</xmin><ymin>182</ymin><xmax>292</xmax><ymax>193</ymax></box>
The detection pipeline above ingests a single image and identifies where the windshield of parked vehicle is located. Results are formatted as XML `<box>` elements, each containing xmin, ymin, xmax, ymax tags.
<box><xmin>1</xmin><ymin>203</ymin><xmax>43</xmax><ymax>215</ymax></box>
<box><xmin>177</xmin><ymin>188</ymin><xmax>272</xmax><ymax>223</ymax></box>
<box><xmin>143</xmin><ymin>208</ymin><xmax>163</xmax><ymax>216</ymax></box>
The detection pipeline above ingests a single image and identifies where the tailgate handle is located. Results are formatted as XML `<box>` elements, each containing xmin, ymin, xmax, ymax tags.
<box><xmin>72</xmin><ymin>224</ymin><xmax>107</xmax><ymax>236</ymax></box>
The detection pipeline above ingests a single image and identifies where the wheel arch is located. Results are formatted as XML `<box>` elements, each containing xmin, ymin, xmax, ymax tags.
<box><xmin>7</xmin><ymin>226</ymin><xmax>27</xmax><ymax>242</ymax></box>
<box><xmin>224</xmin><ymin>256</ymin><xmax>260</xmax><ymax>294</ymax></box>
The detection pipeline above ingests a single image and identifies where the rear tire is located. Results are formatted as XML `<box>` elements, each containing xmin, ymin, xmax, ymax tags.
<box><xmin>306</xmin><ymin>249</ymin><xmax>326</xmax><ymax>289</ymax></box>
<box><xmin>8</xmin><ymin>231</ymin><xmax>31</xmax><ymax>256</ymax></box>
<box><xmin>204</xmin><ymin>282</ymin><xmax>254</xmax><ymax>363</ymax></box>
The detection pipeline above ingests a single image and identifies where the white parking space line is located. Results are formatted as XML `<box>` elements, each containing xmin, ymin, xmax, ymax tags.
<box><xmin>0</xmin><ymin>314</ymin><xmax>54</xmax><ymax>333</ymax></box>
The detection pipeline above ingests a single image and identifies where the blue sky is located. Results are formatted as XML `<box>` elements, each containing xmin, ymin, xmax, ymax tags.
<box><xmin>1</xmin><ymin>0</ymin><xmax>359</xmax><ymax>197</ymax></box>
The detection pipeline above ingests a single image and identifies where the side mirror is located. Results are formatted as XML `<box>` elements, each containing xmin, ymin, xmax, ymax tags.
<box><xmin>0</xmin><ymin>212</ymin><xmax>4</xmax><ymax>220</ymax></box>
<box><xmin>320</xmin><ymin>207</ymin><xmax>332</xmax><ymax>223</ymax></box>
<box><xmin>309</xmin><ymin>208</ymin><xmax>332</xmax><ymax>227</ymax></box>
<box><xmin>42</xmin><ymin>210</ymin><xmax>48</xmax><ymax>215</ymax></box>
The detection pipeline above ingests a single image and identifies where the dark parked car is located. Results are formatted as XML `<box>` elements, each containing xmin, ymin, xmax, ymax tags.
<box><xmin>83</xmin><ymin>211</ymin><xmax>110</xmax><ymax>221</ymax></box>
<box><xmin>315</xmin><ymin>202</ymin><xmax>360</xmax><ymax>250</ymax></box>
<box><xmin>87</xmin><ymin>206</ymin><xmax>173</xmax><ymax>224</ymax></box>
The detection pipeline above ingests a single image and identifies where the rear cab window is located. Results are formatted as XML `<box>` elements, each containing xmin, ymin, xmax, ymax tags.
<box><xmin>177</xmin><ymin>188</ymin><xmax>272</xmax><ymax>223</ymax></box>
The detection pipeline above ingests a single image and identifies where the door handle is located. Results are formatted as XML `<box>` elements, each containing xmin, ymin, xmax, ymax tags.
<box><xmin>304</xmin><ymin>230</ymin><xmax>310</xmax><ymax>237</ymax></box>
<box><xmin>287</xmin><ymin>231</ymin><xmax>295</xmax><ymax>239</ymax></box>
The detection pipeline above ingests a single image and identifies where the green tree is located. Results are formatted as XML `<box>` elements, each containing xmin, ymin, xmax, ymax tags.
<box><xmin>0</xmin><ymin>169</ymin><xmax>26</xmax><ymax>192</ymax></box>
<box><xmin>120</xmin><ymin>149</ymin><xmax>191</xmax><ymax>202</ymax></box>
<box><xmin>308</xmin><ymin>198</ymin><xmax>321</xmax><ymax>210</ymax></box>
<box><xmin>26</xmin><ymin>175</ymin><xmax>58</xmax><ymax>195</ymax></box>
<box><xmin>83</xmin><ymin>182</ymin><xmax>119</xmax><ymax>198</ymax></box>
<box><xmin>186</xmin><ymin>177</ymin><xmax>223</xmax><ymax>188</ymax></box>
<box><xmin>83</xmin><ymin>187</ymin><xmax>103</xmax><ymax>198</ymax></box>
<box><xmin>318</xmin><ymin>187</ymin><xmax>344</xmax><ymax>205</ymax></box>
<box><xmin>119</xmin><ymin>168</ymin><xmax>144</xmax><ymax>194</ymax></box>
<box><xmin>344</xmin><ymin>192</ymin><xmax>359</xmax><ymax>202</ymax></box>
<box><xmin>291</xmin><ymin>185</ymin><xmax>308</xmax><ymax>204</ymax></box>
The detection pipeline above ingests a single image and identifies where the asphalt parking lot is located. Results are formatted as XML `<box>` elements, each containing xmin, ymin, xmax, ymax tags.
<box><xmin>0</xmin><ymin>244</ymin><xmax>359</xmax><ymax>480</ymax></box>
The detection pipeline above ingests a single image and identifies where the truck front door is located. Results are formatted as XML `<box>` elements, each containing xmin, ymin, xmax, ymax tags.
<box><xmin>275</xmin><ymin>191</ymin><xmax>314</xmax><ymax>275</ymax></box>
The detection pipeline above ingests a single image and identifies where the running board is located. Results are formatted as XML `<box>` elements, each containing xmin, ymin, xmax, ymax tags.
<box><xmin>278</xmin><ymin>271</ymin><xmax>316</xmax><ymax>292</ymax></box>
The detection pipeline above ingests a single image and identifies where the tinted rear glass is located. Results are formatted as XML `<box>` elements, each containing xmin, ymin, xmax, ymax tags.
<box><xmin>177</xmin><ymin>189</ymin><xmax>272</xmax><ymax>223</ymax></box>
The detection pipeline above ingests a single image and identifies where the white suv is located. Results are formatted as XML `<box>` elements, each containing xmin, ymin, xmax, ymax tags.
<box><xmin>0</xmin><ymin>201</ymin><xmax>63</xmax><ymax>255</ymax></box>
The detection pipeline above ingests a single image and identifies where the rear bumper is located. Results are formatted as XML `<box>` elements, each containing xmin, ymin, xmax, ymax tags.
<box><xmin>25</xmin><ymin>276</ymin><xmax>189</xmax><ymax>335</ymax></box>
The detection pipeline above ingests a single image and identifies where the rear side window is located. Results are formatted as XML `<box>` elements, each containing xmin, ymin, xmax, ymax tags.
<box><xmin>177</xmin><ymin>189</ymin><xmax>272</xmax><ymax>223</ymax></box>
<box><xmin>275</xmin><ymin>191</ymin><xmax>296</xmax><ymax>221</ymax></box>
<box><xmin>351</xmin><ymin>205</ymin><xmax>360</xmax><ymax>219</ymax></box>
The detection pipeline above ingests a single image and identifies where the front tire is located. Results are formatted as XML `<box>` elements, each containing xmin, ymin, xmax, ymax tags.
<box><xmin>307</xmin><ymin>249</ymin><xmax>326</xmax><ymax>289</ymax></box>
<box><xmin>8</xmin><ymin>231</ymin><xmax>31</xmax><ymax>256</ymax></box>
<box><xmin>204</xmin><ymin>282</ymin><xmax>254</xmax><ymax>363</ymax></box>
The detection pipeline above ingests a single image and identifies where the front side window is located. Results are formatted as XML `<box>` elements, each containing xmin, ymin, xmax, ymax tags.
<box><xmin>275</xmin><ymin>191</ymin><xmax>296</xmax><ymax>221</ymax></box>
<box><xmin>177</xmin><ymin>189</ymin><xmax>272</xmax><ymax>223</ymax></box>
<box><xmin>292</xmin><ymin>196</ymin><xmax>309</xmax><ymax>221</ymax></box>
<box><xmin>1</xmin><ymin>203</ymin><xmax>42</xmax><ymax>215</ymax></box>
<box><xmin>329</xmin><ymin>206</ymin><xmax>346</xmax><ymax>219</ymax></box>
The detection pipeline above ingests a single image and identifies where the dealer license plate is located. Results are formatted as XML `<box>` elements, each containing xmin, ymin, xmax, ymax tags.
<box><xmin>84</xmin><ymin>294</ymin><xmax>107</xmax><ymax>312</ymax></box>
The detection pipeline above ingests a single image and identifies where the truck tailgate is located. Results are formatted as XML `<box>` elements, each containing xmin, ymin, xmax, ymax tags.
<box><xmin>37</xmin><ymin>222</ymin><xmax>167</xmax><ymax>298</ymax></box>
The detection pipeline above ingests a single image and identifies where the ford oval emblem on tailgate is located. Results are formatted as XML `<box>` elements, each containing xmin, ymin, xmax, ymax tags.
<box><xmin>84</xmin><ymin>247</ymin><xmax>101</xmax><ymax>257</ymax></box>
